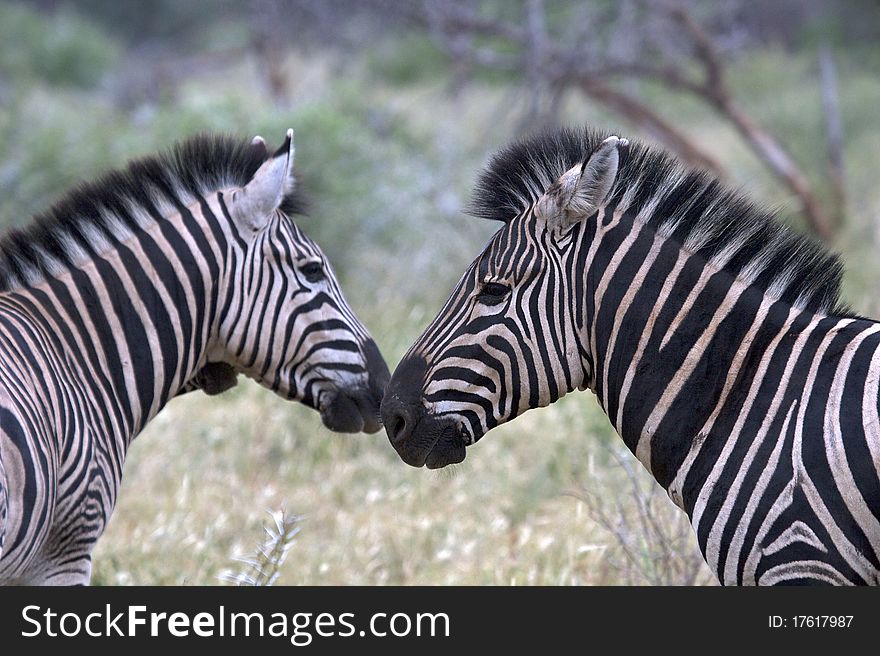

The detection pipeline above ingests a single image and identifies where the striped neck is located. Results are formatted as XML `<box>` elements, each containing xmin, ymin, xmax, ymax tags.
<box><xmin>584</xmin><ymin>206</ymin><xmax>818</xmax><ymax>496</ymax></box>
<box><xmin>4</xmin><ymin>193</ymin><xmax>230</xmax><ymax>441</ymax></box>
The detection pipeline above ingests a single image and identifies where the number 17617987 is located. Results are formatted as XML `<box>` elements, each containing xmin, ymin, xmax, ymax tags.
<box><xmin>768</xmin><ymin>616</ymin><xmax>853</xmax><ymax>629</ymax></box>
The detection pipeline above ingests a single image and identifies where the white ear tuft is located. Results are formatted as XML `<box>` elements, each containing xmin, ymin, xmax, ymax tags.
<box><xmin>231</xmin><ymin>129</ymin><xmax>296</xmax><ymax>234</ymax></box>
<box><xmin>249</xmin><ymin>135</ymin><xmax>268</xmax><ymax>160</ymax></box>
<box><xmin>535</xmin><ymin>135</ymin><xmax>625</xmax><ymax>229</ymax></box>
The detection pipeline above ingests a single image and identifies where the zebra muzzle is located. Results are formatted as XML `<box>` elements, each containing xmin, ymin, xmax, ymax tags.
<box><xmin>319</xmin><ymin>386</ymin><xmax>384</xmax><ymax>434</ymax></box>
<box><xmin>382</xmin><ymin>354</ymin><xmax>468</xmax><ymax>468</ymax></box>
<box><xmin>382</xmin><ymin>399</ymin><xmax>467</xmax><ymax>469</ymax></box>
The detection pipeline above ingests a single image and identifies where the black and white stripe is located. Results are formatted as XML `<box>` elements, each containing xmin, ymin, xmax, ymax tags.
<box><xmin>382</xmin><ymin>126</ymin><xmax>879</xmax><ymax>585</ymax></box>
<box><xmin>0</xmin><ymin>130</ymin><xmax>389</xmax><ymax>585</ymax></box>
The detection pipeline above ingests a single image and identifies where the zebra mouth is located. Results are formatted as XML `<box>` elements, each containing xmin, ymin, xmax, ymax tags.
<box><xmin>318</xmin><ymin>387</ymin><xmax>384</xmax><ymax>434</ymax></box>
<box><xmin>425</xmin><ymin>426</ymin><xmax>468</xmax><ymax>469</ymax></box>
<box><xmin>312</xmin><ymin>338</ymin><xmax>390</xmax><ymax>435</ymax></box>
<box><xmin>389</xmin><ymin>415</ymin><xmax>468</xmax><ymax>469</ymax></box>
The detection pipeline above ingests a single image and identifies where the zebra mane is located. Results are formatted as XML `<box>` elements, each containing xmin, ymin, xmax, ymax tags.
<box><xmin>0</xmin><ymin>133</ymin><xmax>308</xmax><ymax>291</ymax></box>
<box><xmin>467</xmin><ymin>126</ymin><xmax>850</xmax><ymax>316</ymax></box>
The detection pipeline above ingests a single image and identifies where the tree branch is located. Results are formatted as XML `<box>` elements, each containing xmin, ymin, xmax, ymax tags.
<box><xmin>570</xmin><ymin>73</ymin><xmax>725</xmax><ymax>174</ymax></box>
<box><xmin>819</xmin><ymin>45</ymin><xmax>847</xmax><ymax>229</ymax></box>
<box><xmin>668</xmin><ymin>5</ymin><xmax>836</xmax><ymax>240</ymax></box>
<box><xmin>375</xmin><ymin>0</ymin><xmax>838</xmax><ymax>240</ymax></box>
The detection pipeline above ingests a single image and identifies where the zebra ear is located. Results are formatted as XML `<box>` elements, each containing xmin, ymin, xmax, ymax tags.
<box><xmin>535</xmin><ymin>135</ymin><xmax>626</xmax><ymax>228</ymax></box>
<box><xmin>230</xmin><ymin>128</ymin><xmax>295</xmax><ymax>233</ymax></box>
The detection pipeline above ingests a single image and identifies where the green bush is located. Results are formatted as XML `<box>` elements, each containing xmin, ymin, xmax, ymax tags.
<box><xmin>366</xmin><ymin>34</ymin><xmax>450</xmax><ymax>86</ymax></box>
<box><xmin>0</xmin><ymin>3</ymin><xmax>119</xmax><ymax>88</ymax></box>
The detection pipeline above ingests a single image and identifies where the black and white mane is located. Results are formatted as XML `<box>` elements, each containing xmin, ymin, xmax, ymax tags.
<box><xmin>467</xmin><ymin>126</ymin><xmax>850</xmax><ymax>316</ymax></box>
<box><xmin>0</xmin><ymin>134</ymin><xmax>308</xmax><ymax>291</ymax></box>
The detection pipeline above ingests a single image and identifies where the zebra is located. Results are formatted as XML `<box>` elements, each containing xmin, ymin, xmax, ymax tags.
<box><xmin>0</xmin><ymin>130</ymin><xmax>389</xmax><ymax>585</ymax></box>
<box><xmin>381</xmin><ymin>126</ymin><xmax>880</xmax><ymax>585</ymax></box>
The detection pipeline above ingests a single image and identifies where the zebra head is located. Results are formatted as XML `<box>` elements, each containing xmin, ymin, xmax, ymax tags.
<box><xmin>206</xmin><ymin>130</ymin><xmax>390</xmax><ymax>433</ymax></box>
<box><xmin>382</xmin><ymin>135</ymin><xmax>627</xmax><ymax>467</ymax></box>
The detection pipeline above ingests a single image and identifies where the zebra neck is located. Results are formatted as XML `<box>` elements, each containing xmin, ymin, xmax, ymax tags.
<box><xmin>585</xmin><ymin>211</ymin><xmax>802</xmax><ymax>494</ymax></box>
<box><xmin>4</xmin><ymin>204</ymin><xmax>228</xmax><ymax>442</ymax></box>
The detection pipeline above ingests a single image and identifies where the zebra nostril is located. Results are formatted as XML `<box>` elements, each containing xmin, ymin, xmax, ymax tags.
<box><xmin>382</xmin><ymin>402</ymin><xmax>413</xmax><ymax>446</ymax></box>
<box><xmin>391</xmin><ymin>415</ymin><xmax>407</xmax><ymax>441</ymax></box>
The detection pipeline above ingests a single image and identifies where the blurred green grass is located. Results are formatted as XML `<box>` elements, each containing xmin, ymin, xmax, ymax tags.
<box><xmin>2</xmin><ymin>2</ymin><xmax>877</xmax><ymax>585</ymax></box>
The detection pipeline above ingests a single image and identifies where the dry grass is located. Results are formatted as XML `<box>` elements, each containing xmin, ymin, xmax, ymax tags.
<box><xmin>570</xmin><ymin>447</ymin><xmax>716</xmax><ymax>586</ymax></box>
<box><xmin>91</xmin><ymin>381</ymin><xmax>714</xmax><ymax>586</ymax></box>
<box><xmin>220</xmin><ymin>510</ymin><xmax>303</xmax><ymax>586</ymax></box>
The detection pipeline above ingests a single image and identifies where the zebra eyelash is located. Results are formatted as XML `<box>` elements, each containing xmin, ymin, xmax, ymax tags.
<box><xmin>298</xmin><ymin>260</ymin><xmax>325</xmax><ymax>283</ymax></box>
<box><xmin>476</xmin><ymin>280</ymin><xmax>511</xmax><ymax>305</ymax></box>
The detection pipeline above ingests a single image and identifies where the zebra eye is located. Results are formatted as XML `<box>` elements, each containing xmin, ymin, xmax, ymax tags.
<box><xmin>299</xmin><ymin>261</ymin><xmax>325</xmax><ymax>283</ymax></box>
<box><xmin>477</xmin><ymin>281</ymin><xmax>511</xmax><ymax>305</ymax></box>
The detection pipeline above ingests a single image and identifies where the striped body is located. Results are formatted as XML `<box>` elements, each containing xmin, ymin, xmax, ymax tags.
<box><xmin>0</xmin><ymin>133</ymin><xmax>388</xmax><ymax>584</ymax></box>
<box><xmin>574</xmin><ymin>208</ymin><xmax>879</xmax><ymax>585</ymax></box>
<box><xmin>382</xmin><ymin>128</ymin><xmax>879</xmax><ymax>585</ymax></box>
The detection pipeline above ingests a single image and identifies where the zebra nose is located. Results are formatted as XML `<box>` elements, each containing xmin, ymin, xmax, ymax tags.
<box><xmin>381</xmin><ymin>398</ymin><xmax>414</xmax><ymax>447</ymax></box>
<box><xmin>381</xmin><ymin>354</ymin><xmax>428</xmax><ymax>448</ymax></box>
